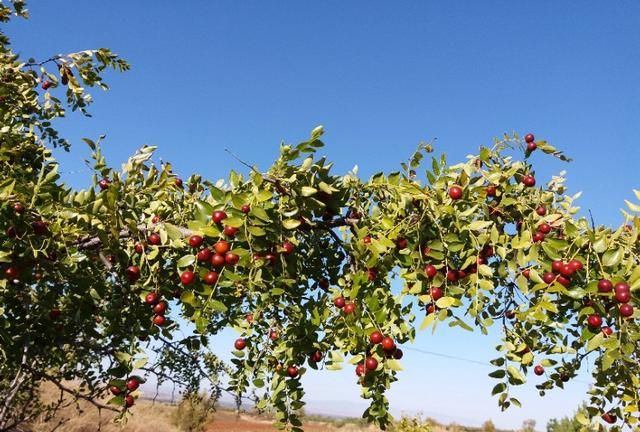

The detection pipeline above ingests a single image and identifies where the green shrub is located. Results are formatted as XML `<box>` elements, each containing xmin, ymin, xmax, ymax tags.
<box><xmin>171</xmin><ymin>393</ymin><xmax>215</xmax><ymax>432</ymax></box>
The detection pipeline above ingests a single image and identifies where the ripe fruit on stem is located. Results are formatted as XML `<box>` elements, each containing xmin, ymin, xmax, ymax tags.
<box><xmin>125</xmin><ymin>266</ymin><xmax>140</xmax><ymax>282</ymax></box>
<box><xmin>424</xmin><ymin>265</ymin><xmax>437</xmax><ymax>279</ymax></box>
<box><xmin>234</xmin><ymin>338</ymin><xmax>246</xmax><ymax>350</ymax></box>
<box><xmin>525</xmin><ymin>133</ymin><xmax>535</xmax><ymax>143</ymax></box>
<box><xmin>212</xmin><ymin>210</ymin><xmax>227</xmax><ymax>224</ymax></box>
<box><xmin>134</xmin><ymin>243</ymin><xmax>145</xmax><ymax>254</ymax></box>
<box><xmin>124</xmin><ymin>395</ymin><xmax>135</xmax><ymax>408</ymax></box>
<box><xmin>152</xmin><ymin>315</ymin><xmax>166</xmax><ymax>326</ymax></box>
<box><xmin>204</xmin><ymin>271</ymin><xmax>219</xmax><ymax>285</ymax></box>
<box><xmin>597</xmin><ymin>279</ymin><xmax>613</xmax><ymax>293</ymax></box>
<box><xmin>532</xmin><ymin>232</ymin><xmax>545</xmax><ymax>243</ymax></box>
<box><xmin>365</xmin><ymin>357</ymin><xmax>378</xmax><ymax>371</ymax></box>
<box><xmin>126</xmin><ymin>378</ymin><xmax>140</xmax><ymax>391</ymax></box>
<box><xmin>225</xmin><ymin>252</ymin><xmax>239</xmax><ymax>266</ymax></box>
<box><xmin>211</xmin><ymin>253</ymin><xmax>225</xmax><ymax>267</ymax></box>
<box><xmin>429</xmin><ymin>287</ymin><xmax>443</xmax><ymax>301</ymax></box>
<box><xmin>370</xmin><ymin>330</ymin><xmax>383</xmax><ymax>344</ymax></box>
<box><xmin>485</xmin><ymin>185</ymin><xmax>496</xmax><ymax>197</ymax></box>
<box><xmin>619</xmin><ymin>303</ymin><xmax>634</xmax><ymax>317</ymax></box>
<box><xmin>587</xmin><ymin>314</ymin><xmax>603</xmax><ymax>329</ymax></box>
<box><xmin>109</xmin><ymin>386</ymin><xmax>121</xmax><ymax>396</ymax></box>
<box><xmin>145</xmin><ymin>292</ymin><xmax>159</xmax><ymax>305</ymax></box>
<box><xmin>355</xmin><ymin>363</ymin><xmax>366</xmax><ymax>377</ymax></box>
<box><xmin>537</xmin><ymin>223</ymin><xmax>552</xmax><ymax>234</ymax></box>
<box><xmin>334</xmin><ymin>297</ymin><xmax>346</xmax><ymax>308</ymax></box>
<box><xmin>536</xmin><ymin>206</ymin><xmax>546</xmax><ymax>216</ymax></box>
<box><xmin>148</xmin><ymin>233</ymin><xmax>161</xmax><ymax>246</ymax></box>
<box><xmin>381</xmin><ymin>337</ymin><xmax>395</xmax><ymax>352</ymax></box>
<box><xmin>344</xmin><ymin>302</ymin><xmax>356</xmax><ymax>315</ymax></box>
<box><xmin>522</xmin><ymin>175</ymin><xmax>536</xmax><ymax>187</ymax></box>
<box><xmin>214</xmin><ymin>240</ymin><xmax>229</xmax><ymax>255</ymax></box>
<box><xmin>448</xmin><ymin>186</ymin><xmax>463</xmax><ymax>200</ymax></box>
<box><xmin>188</xmin><ymin>235</ymin><xmax>203</xmax><ymax>248</ymax></box>
<box><xmin>180</xmin><ymin>271</ymin><xmax>195</xmax><ymax>286</ymax></box>
<box><xmin>223</xmin><ymin>225</ymin><xmax>238</xmax><ymax>237</ymax></box>
<box><xmin>287</xmin><ymin>366</ymin><xmax>299</xmax><ymax>378</ymax></box>
<box><xmin>534</xmin><ymin>365</ymin><xmax>544</xmax><ymax>376</ymax></box>
<box><xmin>282</xmin><ymin>241</ymin><xmax>295</xmax><ymax>255</ymax></box>
<box><xmin>240</xmin><ymin>204</ymin><xmax>251</xmax><ymax>214</ymax></box>
<box><xmin>98</xmin><ymin>179</ymin><xmax>110</xmax><ymax>190</ymax></box>
<box><xmin>152</xmin><ymin>302</ymin><xmax>167</xmax><ymax>315</ymax></box>
<box><xmin>197</xmin><ymin>248</ymin><xmax>212</xmax><ymax>262</ymax></box>
<box><xmin>310</xmin><ymin>351</ymin><xmax>323</xmax><ymax>363</ymax></box>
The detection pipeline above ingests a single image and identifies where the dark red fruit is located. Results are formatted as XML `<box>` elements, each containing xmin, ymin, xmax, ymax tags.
<box><xmin>522</xmin><ymin>269</ymin><xmax>531</xmax><ymax>279</ymax></box>
<box><xmin>204</xmin><ymin>271</ymin><xmax>219</xmax><ymax>285</ymax></box>
<box><xmin>223</xmin><ymin>225</ymin><xmax>238</xmax><ymax>238</ymax></box>
<box><xmin>527</xmin><ymin>142</ymin><xmax>537</xmax><ymax>151</ymax></box>
<box><xmin>124</xmin><ymin>395</ymin><xmax>135</xmax><ymax>408</ymax></box>
<box><xmin>4</xmin><ymin>266</ymin><xmax>19</xmax><ymax>280</ymax></box>
<box><xmin>41</xmin><ymin>80</ymin><xmax>52</xmax><ymax>90</ymax></box>
<box><xmin>145</xmin><ymin>292</ymin><xmax>159</xmax><ymax>305</ymax></box>
<box><xmin>522</xmin><ymin>175</ymin><xmax>536</xmax><ymax>187</ymax></box>
<box><xmin>485</xmin><ymin>186</ymin><xmax>497</xmax><ymax>197</ymax></box>
<box><xmin>365</xmin><ymin>357</ymin><xmax>378</xmax><ymax>371</ymax></box>
<box><xmin>125</xmin><ymin>266</ymin><xmax>140</xmax><ymax>282</ymax></box>
<box><xmin>556</xmin><ymin>275</ymin><xmax>570</xmax><ymax>287</ymax></box>
<box><xmin>424</xmin><ymin>265</ymin><xmax>437</xmax><ymax>279</ymax></box>
<box><xmin>319</xmin><ymin>279</ymin><xmax>330</xmax><ymax>290</ymax></box>
<box><xmin>110</xmin><ymin>386</ymin><xmax>121</xmax><ymax>396</ymax></box>
<box><xmin>282</xmin><ymin>241</ymin><xmax>295</xmax><ymax>255</ymax></box>
<box><xmin>619</xmin><ymin>303</ymin><xmax>634</xmax><ymax>317</ymax></box>
<box><xmin>524</xmin><ymin>133</ymin><xmax>535</xmax><ymax>143</ymax></box>
<box><xmin>536</xmin><ymin>206</ymin><xmax>546</xmax><ymax>216</ymax></box>
<box><xmin>269</xmin><ymin>330</ymin><xmax>279</xmax><ymax>341</ymax></box>
<box><xmin>31</xmin><ymin>220</ymin><xmax>48</xmax><ymax>236</ymax></box>
<box><xmin>393</xmin><ymin>349</ymin><xmax>404</xmax><ymax>360</ymax></box>
<box><xmin>602</xmin><ymin>326</ymin><xmax>613</xmax><ymax>336</ymax></box>
<box><xmin>601</xmin><ymin>413</ymin><xmax>616</xmax><ymax>424</ymax></box>
<box><xmin>587</xmin><ymin>314</ymin><xmax>602</xmax><ymax>329</ymax></box>
<box><xmin>212</xmin><ymin>210</ymin><xmax>227</xmax><ymax>224</ymax></box>
<box><xmin>598</xmin><ymin>279</ymin><xmax>613</xmax><ymax>293</ymax></box>
<box><xmin>532</xmin><ymin>232</ymin><xmax>545</xmax><ymax>243</ymax></box>
<box><xmin>152</xmin><ymin>315</ymin><xmax>166</xmax><ymax>326</ymax></box>
<box><xmin>197</xmin><ymin>248</ymin><xmax>212</xmax><ymax>262</ymax></box>
<box><xmin>537</xmin><ymin>223</ymin><xmax>552</xmax><ymax>234</ymax></box>
<box><xmin>334</xmin><ymin>297</ymin><xmax>346</xmax><ymax>308</ymax></box>
<box><xmin>211</xmin><ymin>253</ymin><xmax>225</xmax><ymax>267</ymax></box>
<box><xmin>240</xmin><ymin>204</ymin><xmax>251</xmax><ymax>214</ymax></box>
<box><xmin>134</xmin><ymin>243</ymin><xmax>145</xmax><ymax>254</ymax></box>
<box><xmin>363</xmin><ymin>235</ymin><xmax>372</xmax><ymax>245</ymax></box>
<box><xmin>355</xmin><ymin>363</ymin><xmax>366</xmax><ymax>377</ymax></box>
<box><xmin>448</xmin><ymin>186</ymin><xmax>463</xmax><ymax>200</ymax></box>
<box><xmin>234</xmin><ymin>338</ymin><xmax>246</xmax><ymax>350</ymax></box>
<box><xmin>429</xmin><ymin>286</ymin><xmax>443</xmax><ymax>301</ymax></box>
<box><xmin>568</xmin><ymin>259</ymin><xmax>583</xmax><ymax>272</ymax></box>
<box><xmin>310</xmin><ymin>350</ymin><xmax>323</xmax><ymax>363</ymax></box>
<box><xmin>367</xmin><ymin>268</ymin><xmax>378</xmax><ymax>281</ymax></box>
<box><xmin>264</xmin><ymin>252</ymin><xmax>278</xmax><ymax>265</ymax></box>
<box><xmin>175</xmin><ymin>178</ymin><xmax>183</xmax><ymax>187</ymax></box>
<box><xmin>614</xmin><ymin>282</ymin><xmax>630</xmax><ymax>293</ymax></box>
<box><xmin>426</xmin><ymin>304</ymin><xmax>436</xmax><ymax>315</ymax></box>
<box><xmin>370</xmin><ymin>330</ymin><xmax>384</xmax><ymax>345</ymax></box>
<box><xmin>13</xmin><ymin>202</ymin><xmax>25</xmax><ymax>214</ymax></box>
<box><xmin>560</xmin><ymin>264</ymin><xmax>574</xmax><ymax>278</ymax></box>
<box><xmin>49</xmin><ymin>308</ymin><xmax>61</xmax><ymax>320</ymax></box>
<box><xmin>188</xmin><ymin>235</ymin><xmax>203</xmax><ymax>248</ymax></box>
<box><xmin>225</xmin><ymin>252</ymin><xmax>239</xmax><ymax>266</ymax></box>
<box><xmin>446</xmin><ymin>270</ymin><xmax>458</xmax><ymax>282</ymax></box>
<box><xmin>180</xmin><ymin>271</ymin><xmax>195</xmax><ymax>286</ymax></box>
<box><xmin>126</xmin><ymin>378</ymin><xmax>140</xmax><ymax>391</ymax></box>
<box><xmin>615</xmin><ymin>290</ymin><xmax>630</xmax><ymax>303</ymax></box>
<box><xmin>381</xmin><ymin>337</ymin><xmax>395</xmax><ymax>352</ymax></box>
<box><xmin>534</xmin><ymin>365</ymin><xmax>544</xmax><ymax>376</ymax></box>
<box><xmin>148</xmin><ymin>233</ymin><xmax>161</xmax><ymax>246</ymax></box>
<box><xmin>287</xmin><ymin>366</ymin><xmax>299</xmax><ymax>378</ymax></box>
<box><xmin>153</xmin><ymin>302</ymin><xmax>167</xmax><ymax>315</ymax></box>
<box><xmin>98</xmin><ymin>179</ymin><xmax>110</xmax><ymax>190</ymax></box>
<box><xmin>344</xmin><ymin>302</ymin><xmax>356</xmax><ymax>315</ymax></box>
<box><xmin>396</xmin><ymin>238</ymin><xmax>408</xmax><ymax>249</ymax></box>
<box><xmin>214</xmin><ymin>240</ymin><xmax>229</xmax><ymax>255</ymax></box>
<box><xmin>542</xmin><ymin>272</ymin><xmax>556</xmax><ymax>284</ymax></box>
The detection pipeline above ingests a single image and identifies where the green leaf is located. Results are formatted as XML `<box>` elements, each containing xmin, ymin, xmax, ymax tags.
<box><xmin>301</xmin><ymin>186</ymin><xmax>317</xmax><ymax>197</ymax></box>
<box><xmin>602</xmin><ymin>248</ymin><xmax>623</xmax><ymax>267</ymax></box>
<box><xmin>435</xmin><ymin>296</ymin><xmax>456</xmax><ymax>309</ymax></box>
<box><xmin>176</xmin><ymin>255</ymin><xmax>195</xmax><ymax>268</ymax></box>
<box><xmin>194</xmin><ymin>201</ymin><xmax>214</xmax><ymax>224</ymax></box>
<box><xmin>181</xmin><ymin>291</ymin><xmax>196</xmax><ymax>306</ymax></box>
<box><xmin>386</xmin><ymin>359</ymin><xmax>403</xmax><ymax>371</ymax></box>
<box><xmin>282</xmin><ymin>219</ymin><xmax>301</xmax><ymax>229</ymax></box>
<box><xmin>247</xmin><ymin>226</ymin><xmax>266</xmax><ymax>236</ymax></box>
<box><xmin>488</xmin><ymin>369</ymin><xmax>506</xmax><ymax>379</ymax></box>
<box><xmin>224</xmin><ymin>217</ymin><xmax>244</xmax><ymax>228</ymax></box>
<box><xmin>165</xmin><ymin>223</ymin><xmax>183</xmax><ymax>241</ymax></box>
<box><xmin>507</xmin><ymin>365</ymin><xmax>525</xmax><ymax>384</ymax></box>
<box><xmin>587</xmin><ymin>332</ymin><xmax>605</xmax><ymax>352</ymax></box>
<box><xmin>210</xmin><ymin>300</ymin><xmax>228</xmax><ymax>312</ymax></box>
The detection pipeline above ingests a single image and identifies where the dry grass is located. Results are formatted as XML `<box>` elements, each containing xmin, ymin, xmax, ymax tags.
<box><xmin>28</xmin><ymin>383</ymin><xmax>181</xmax><ymax>432</ymax></box>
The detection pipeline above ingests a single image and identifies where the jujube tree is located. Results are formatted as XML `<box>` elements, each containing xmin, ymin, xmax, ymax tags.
<box><xmin>0</xmin><ymin>2</ymin><xmax>638</xmax><ymax>431</ymax></box>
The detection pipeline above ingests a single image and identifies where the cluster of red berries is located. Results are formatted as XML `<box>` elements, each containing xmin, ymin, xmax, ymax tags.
<box><xmin>109</xmin><ymin>377</ymin><xmax>140</xmax><ymax>408</ymax></box>
<box><xmin>145</xmin><ymin>292</ymin><xmax>167</xmax><ymax>326</ymax></box>
<box><xmin>355</xmin><ymin>332</ymin><xmax>403</xmax><ymax>377</ymax></box>
<box><xmin>333</xmin><ymin>296</ymin><xmax>356</xmax><ymax>315</ymax></box>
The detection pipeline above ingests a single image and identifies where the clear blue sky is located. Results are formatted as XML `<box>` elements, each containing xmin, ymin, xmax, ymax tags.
<box><xmin>7</xmin><ymin>1</ymin><xmax>640</xmax><ymax>429</ymax></box>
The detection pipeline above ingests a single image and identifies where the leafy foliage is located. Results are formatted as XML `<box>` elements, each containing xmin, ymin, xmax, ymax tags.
<box><xmin>1</xmin><ymin>2</ymin><xmax>639</xmax><ymax>432</ymax></box>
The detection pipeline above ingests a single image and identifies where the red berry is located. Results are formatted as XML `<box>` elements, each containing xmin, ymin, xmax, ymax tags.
<box><xmin>188</xmin><ymin>235</ymin><xmax>203</xmax><ymax>248</ymax></box>
<box><xmin>334</xmin><ymin>297</ymin><xmax>346</xmax><ymax>308</ymax></box>
<box><xmin>485</xmin><ymin>186</ymin><xmax>497</xmax><ymax>197</ymax></box>
<box><xmin>134</xmin><ymin>243</ymin><xmax>145</xmax><ymax>254</ymax></box>
<box><xmin>197</xmin><ymin>248</ymin><xmax>212</xmax><ymax>262</ymax></box>
<box><xmin>424</xmin><ymin>265</ymin><xmax>437</xmax><ymax>279</ymax></box>
<box><xmin>619</xmin><ymin>303</ymin><xmax>634</xmax><ymax>318</ymax></box>
<box><xmin>310</xmin><ymin>351</ymin><xmax>323</xmax><ymax>363</ymax></box>
<box><xmin>211</xmin><ymin>253</ymin><xmax>225</xmax><ymax>267</ymax></box>
<box><xmin>446</xmin><ymin>270</ymin><xmax>458</xmax><ymax>282</ymax></box>
<box><xmin>534</xmin><ymin>365</ymin><xmax>544</xmax><ymax>376</ymax></box>
<box><xmin>601</xmin><ymin>413</ymin><xmax>616</xmax><ymax>424</ymax></box>
<box><xmin>124</xmin><ymin>395</ymin><xmax>135</xmax><ymax>408</ymax></box>
<box><xmin>426</xmin><ymin>304</ymin><xmax>436</xmax><ymax>315</ymax></box>
<box><xmin>536</xmin><ymin>206</ymin><xmax>546</xmax><ymax>216</ymax></box>
<box><xmin>532</xmin><ymin>232</ymin><xmax>545</xmax><ymax>243</ymax></box>
<box><xmin>13</xmin><ymin>203</ymin><xmax>25</xmax><ymax>214</ymax></box>
<box><xmin>542</xmin><ymin>272</ymin><xmax>556</xmax><ymax>284</ymax></box>
<box><xmin>598</xmin><ymin>279</ymin><xmax>613</xmax><ymax>293</ymax></box>
<box><xmin>41</xmin><ymin>80</ymin><xmax>52</xmax><ymax>90</ymax></box>
<box><xmin>429</xmin><ymin>286</ymin><xmax>443</xmax><ymax>301</ymax></box>
<box><xmin>234</xmin><ymin>338</ymin><xmax>247</xmax><ymax>350</ymax></box>
<box><xmin>126</xmin><ymin>378</ymin><xmax>140</xmax><ymax>391</ymax></box>
<box><xmin>110</xmin><ymin>386</ymin><xmax>121</xmax><ymax>396</ymax></box>
<box><xmin>269</xmin><ymin>330</ymin><xmax>279</xmax><ymax>341</ymax></box>
<box><xmin>568</xmin><ymin>259</ymin><xmax>583</xmax><ymax>272</ymax></box>
<box><xmin>614</xmin><ymin>282</ymin><xmax>630</xmax><ymax>293</ymax></box>
<box><xmin>223</xmin><ymin>225</ymin><xmax>238</xmax><ymax>238</ymax></box>
<box><xmin>180</xmin><ymin>271</ymin><xmax>195</xmax><ymax>286</ymax></box>
<box><xmin>240</xmin><ymin>204</ymin><xmax>251</xmax><ymax>214</ymax></box>
<box><xmin>153</xmin><ymin>301</ymin><xmax>167</xmax><ymax>315</ymax></box>
<box><xmin>365</xmin><ymin>357</ymin><xmax>378</xmax><ymax>371</ymax></box>
<box><xmin>525</xmin><ymin>133</ymin><xmax>535</xmax><ymax>143</ymax></box>
<box><xmin>4</xmin><ymin>266</ymin><xmax>19</xmax><ymax>280</ymax></box>
<box><xmin>344</xmin><ymin>302</ymin><xmax>357</xmax><ymax>315</ymax></box>
<box><xmin>98</xmin><ymin>179</ymin><xmax>110</xmax><ymax>190</ymax></box>
<box><xmin>522</xmin><ymin>269</ymin><xmax>531</xmax><ymax>279</ymax></box>
<box><xmin>282</xmin><ymin>241</ymin><xmax>295</xmax><ymax>255</ymax></box>
<box><xmin>175</xmin><ymin>178</ymin><xmax>183</xmax><ymax>187</ymax></box>
<box><xmin>615</xmin><ymin>290</ymin><xmax>630</xmax><ymax>303</ymax></box>
<box><xmin>381</xmin><ymin>337</ymin><xmax>395</xmax><ymax>352</ymax></box>
<box><xmin>355</xmin><ymin>363</ymin><xmax>366</xmax><ymax>377</ymax></box>
<box><xmin>560</xmin><ymin>264</ymin><xmax>574</xmax><ymax>278</ymax></box>
<box><xmin>557</xmin><ymin>275</ymin><xmax>571</xmax><ymax>287</ymax></box>
<box><xmin>264</xmin><ymin>253</ymin><xmax>278</xmax><ymax>265</ymax></box>
<box><xmin>319</xmin><ymin>279</ymin><xmax>330</xmax><ymax>290</ymax></box>
<box><xmin>225</xmin><ymin>252</ymin><xmax>239</xmax><ymax>266</ymax></box>
<box><xmin>527</xmin><ymin>142</ymin><xmax>537</xmax><ymax>151</ymax></box>
<box><xmin>602</xmin><ymin>326</ymin><xmax>613</xmax><ymax>336</ymax></box>
<box><xmin>448</xmin><ymin>186</ymin><xmax>463</xmax><ymax>200</ymax></box>
<box><xmin>214</xmin><ymin>240</ymin><xmax>229</xmax><ymax>255</ymax></box>
<box><xmin>522</xmin><ymin>175</ymin><xmax>536</xmax><ymax>187</ymax></box>
<box><xmin>396</xmin><ymin>238</ymin><xmax>408</xmax><ymax>249</ymax></box>
<box><xmin>148</xmin><ymin>233</ymin><xmax>161</xmax><ymax>246</ymax></box>
<box><xmin>287</xmin><ymin>366</ymin><xmax>299</xmax><ymax>378</ymax></box>
<box><xmin>125</xmin><ymin>266</ymin><xmax>140</xmax><ymax>282</ymax></box>
<box><xmin>204</xmin><ymin>271</ymin><xmax>219</xmax><ymax>285</ymax></box>
<box><xmin>153</xmin><ymin>315</ymin><xmax>166</xmax><ymax>326</ymax></box>
<box><xmin>151</xmin><ymin>215</ymin><xmax>160</xmax><ymax>224</ymax></box>
<box><xmin>393</xmin><ymin>349</ymin><xmax>404</xmax><ymax>360</ymax></box>
<box><xmin>363</xmin><ymin>235</ymin><xmax>372</xmax><ymax>245</ymax></box>
<box><xmin>370</xmin><ymin>330</ymin><xmax>384</xmax><ymax>344</ymax></box>
<box><xmin>145</xmin><ymin>292</ymin><xmax>159</xmax><ymax>305</ymax></box>
<box><xmin>367</xmin><ymin>268</ymin><xmax>378</xmax><ymax>281</ymax></box>
<box><xmin>538</xmin><ymin>223</ymin><xmax>552</xmax><ymax>234</ymax></box>
<box><xmin>212</xmin><ymin>210</ymin><xmax>227</xmax><ymax>224</ymax></box>
<box><xmin>587</xmin><ymin>314</ymin><xmax>602</xmax><ymax>329</ymax></box>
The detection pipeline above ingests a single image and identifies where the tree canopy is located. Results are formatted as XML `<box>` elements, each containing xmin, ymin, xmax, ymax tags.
<box><xmin>0</xmin><ymin>2</ymin><xmax>638</xmax><ymax>431</ymax></box>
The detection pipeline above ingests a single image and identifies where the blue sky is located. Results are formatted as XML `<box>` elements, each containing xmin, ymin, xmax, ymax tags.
<box><xmin>7</xmin><ymin>1</ymin><xmax>640</xmax><ymax>429</ymax></box>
